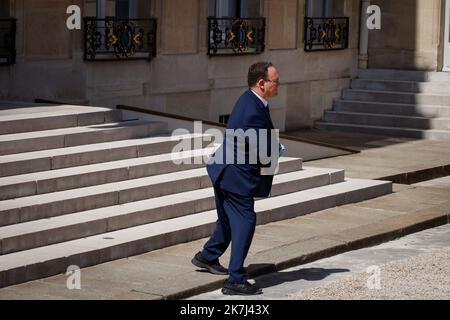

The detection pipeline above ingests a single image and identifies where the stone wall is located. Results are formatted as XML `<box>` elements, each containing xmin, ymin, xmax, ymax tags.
<box><xmin>2</xmin><ymin>0</ymin><xmax>86</xmax><ymax>103</ymax></box>
<box><xmin>368</xmin><ymin>0</ymin><xmax>444</xmax><ymax>71</ymax></box>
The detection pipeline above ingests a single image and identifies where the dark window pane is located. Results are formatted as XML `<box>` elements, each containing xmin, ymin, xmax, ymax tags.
<box><xmin>306</xmin><ymin>0</ymin><xmax>344</xmax><ymax>17</ymax></box>
<box><xmin>210</xmin><ymin>0</ymin><xmax>261</xmax><ymax>18</ymax></box>
<box><xmin>116</xmin><ymin>0</ymin><xmax>130</xmax><ymax>19</ymax></box>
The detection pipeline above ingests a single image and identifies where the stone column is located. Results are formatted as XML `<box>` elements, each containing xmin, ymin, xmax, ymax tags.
<box><xmin>358</xmin><ymin>0</ymin><xmax>370</xmax><ymax>69</ymax></box>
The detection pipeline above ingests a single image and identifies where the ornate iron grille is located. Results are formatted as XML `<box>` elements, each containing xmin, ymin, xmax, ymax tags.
<box><xmin>304</xmin><ymin>17</ymin><xmax>349</xmax><ymax>52</ymax></box>
<box><xmin>0</xmin><ymin>18</ymin><xmax>16</xmax><ymax>65</ymax></box>
<box><xmin>208</xmin><ymin>17</ymin><xmax>265</xmax><ymax>56</ymax></box>
<box><xmin>84</xmin><ymin>17</ymin><xmax>157</xmax><ymax>61</ymax></box>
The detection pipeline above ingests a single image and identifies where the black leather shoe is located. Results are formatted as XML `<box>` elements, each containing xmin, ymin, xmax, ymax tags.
<box><xmin>191</xmin><ymin>252</ymin><xmax>228</xmax><ymax>275</ymax></box>
<box><xmin>222</xmin><ymin>280</ymin><xmax>263</xmax><ymax>296</ymax></box>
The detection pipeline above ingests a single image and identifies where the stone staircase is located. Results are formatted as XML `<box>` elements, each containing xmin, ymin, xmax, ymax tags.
<box><xmin>0</xmin><ymin>104</ymin><xmax>392</xmax><ymax>288</ymax></box>
<box><xmin>316</xmin><ymin>69</ymin><xmax>450</xmax><ymax>140</ymax></box>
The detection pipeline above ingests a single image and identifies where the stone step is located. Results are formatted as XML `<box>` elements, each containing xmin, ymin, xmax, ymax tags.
<box><xmin>0</xmin><ymin>120</ymin><xmax>168</xmax><ymax>156</ymax></box>
<box><xmin>315</xmin><ymin>122</ymin><xmax>450</xmax><ymax>140</ymax></box>
<box><xmin>0</xmin><ymin>104</ymin><xmax>98</xmax><ymax>115</ymax></box>
<box><xmin>342</xmin><ymin>89</ymin><xmax>450</xmax><ymax>106</ymax></box>
<box><xmin>333</xmin><ymin>100</ymin><xmax>450</xmax><ymax>117</ymax></box>
<box><xmin>323</xmin><ymin>111</ymin><xmax>450</xmax><ymax>130</ymax></box>
<box><xmin>0</xmin><ymin>147</ymin><xmax>219</xmax><ymax>205</ymax></box>
<box><xmin>0</xmin><ymin>165</ymin><xmax>334</xmax><ymax>254</ymax></box>
<box><xmin>358</xmin><ymin>69</ymin><xmax>450</xmax><ymax>82</ymax></box>
<box><xmin>0</xmin><ymin>157</ymin><xmax>303</xmax><ymax>226</ymax></box>
<box><xmin>0</xmin><ymin>133</ymin><xmax>210</xmax><ymax>178</ymax></box>
<box><xmin>351</xmin><ymin>79</ymin><xmax>450</xmax><ymax>94</ymax></box>
<box><xmin>0</xmin><ymin>101</ymin><xmax>51</xmax><ymax>109</ymax></box>
<box><xmin>0</xmin><ymin>178</ymin><xmax>392</xmax><ymax>288</ymax></box>
<box><xmin>0</xmin><ymin>106</ymin><xmax>123</xmax><ymax>135</ymax></box>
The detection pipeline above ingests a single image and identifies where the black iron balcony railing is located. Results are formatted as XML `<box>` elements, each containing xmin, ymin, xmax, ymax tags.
<box><xmin>84</xmin><ymin>17</ymin><xmax>157</xmax><ymax>61</ymax></box>
<box><xmin>304</xmin><ymin>17</ymin><xmax>349</xmax><ymax>52</ymax></box>
<box><xmin>208</xmin><ymin>17</ymin><xmax>265</xmax><ymax>56</ymax></box>
<box><xmin>0</xmin><ymin>18</ymin><xmax>16</xmax><ymax>65</ymax></box>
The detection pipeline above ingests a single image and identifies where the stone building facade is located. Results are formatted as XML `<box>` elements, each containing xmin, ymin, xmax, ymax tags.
<box><xmin>0</xmin><ymin>0</ymin><xmax>448</xmax><ymax>131</ymax></box>
<box><xmin>368</xmin><ymin>0</ymin><xmax>446</xmax><ymax>71</ymax></box>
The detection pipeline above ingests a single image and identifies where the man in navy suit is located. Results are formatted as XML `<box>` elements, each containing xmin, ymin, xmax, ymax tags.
<box><xmin>192</xmin><ymin>62</ymin><xmax>283</xmax><ymax>295</ymax></box>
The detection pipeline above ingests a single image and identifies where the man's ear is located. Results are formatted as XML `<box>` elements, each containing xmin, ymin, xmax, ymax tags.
<box><xmin>257</xmin><ymin>79</ymin><xmax>265</xmax><ymax>90</ymax></box>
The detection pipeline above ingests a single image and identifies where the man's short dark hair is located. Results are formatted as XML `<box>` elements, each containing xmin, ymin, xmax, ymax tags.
<box><xmin>248</xmin><ymin>62</ymin><xmax>273</xmax><ymax>88</ymax></box>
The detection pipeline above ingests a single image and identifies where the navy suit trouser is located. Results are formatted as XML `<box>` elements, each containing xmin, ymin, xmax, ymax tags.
<box><xmin>201</xmin><ymin>185</ymin><xmax>256</xmax><ymax>284</ymax></box>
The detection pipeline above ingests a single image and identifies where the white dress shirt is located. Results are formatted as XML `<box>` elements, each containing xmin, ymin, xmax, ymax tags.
<box><xmin>251</xmin><ymin>89</ymin><xmax>269</xmax><ymax>108</ymax></box>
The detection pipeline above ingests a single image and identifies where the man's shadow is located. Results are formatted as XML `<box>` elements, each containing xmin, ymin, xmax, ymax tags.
<box><xmin>246</xmin><ymin>264</ymin><xmax>350</xmax><ymax>289</ymax></box>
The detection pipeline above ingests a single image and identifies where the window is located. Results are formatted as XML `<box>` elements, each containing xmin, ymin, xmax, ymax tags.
<box><xmin>115</xmin><ymin>0</ymin><xmax>137</xmax><ymax>19</ymax></box>
<box><xmin>209</xmin><ymin>0</ymin><xmax>261</xmax><ymax>18</ymax></box>
<box><xmin>95</xmin><ymin>0</ymin><xmax>141</xmax><ymax>19</ymax></box>
<box><xmin>305</xmin><ymin>0</ymin><xmax>344</xmax><ymax>17</ymax></box>
<box><xmin>207</xmin><ymin>0</ymin><xmax>265</xmax><ymax>56</ymax></box>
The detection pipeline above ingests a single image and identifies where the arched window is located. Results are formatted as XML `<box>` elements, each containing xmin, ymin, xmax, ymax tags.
<box><xmin>93</xmin><ymin>0</ymin><xmax>147</xmax><ymax>19</ymax></box>
<box><xmin>304</xmin><ymin>0</ymin><xmax>348</xmax><ymax>51</ymax></box>
<box><xmin>84</xmin><ymin>0</ymin><xmax>156</xmax><ymax>61</ymax></box>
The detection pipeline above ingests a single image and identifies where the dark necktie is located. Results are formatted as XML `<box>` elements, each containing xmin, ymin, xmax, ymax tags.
<box><xmin>264</xmin><ymin>104</ymin><xmax>274</xmax><ymax>128</ymax></box>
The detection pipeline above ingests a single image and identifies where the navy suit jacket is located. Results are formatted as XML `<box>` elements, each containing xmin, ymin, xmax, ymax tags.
<box><xmin>207</xmin><ymin>89</ymin><xmax>278</xmax><ymax>198</ymax></box>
